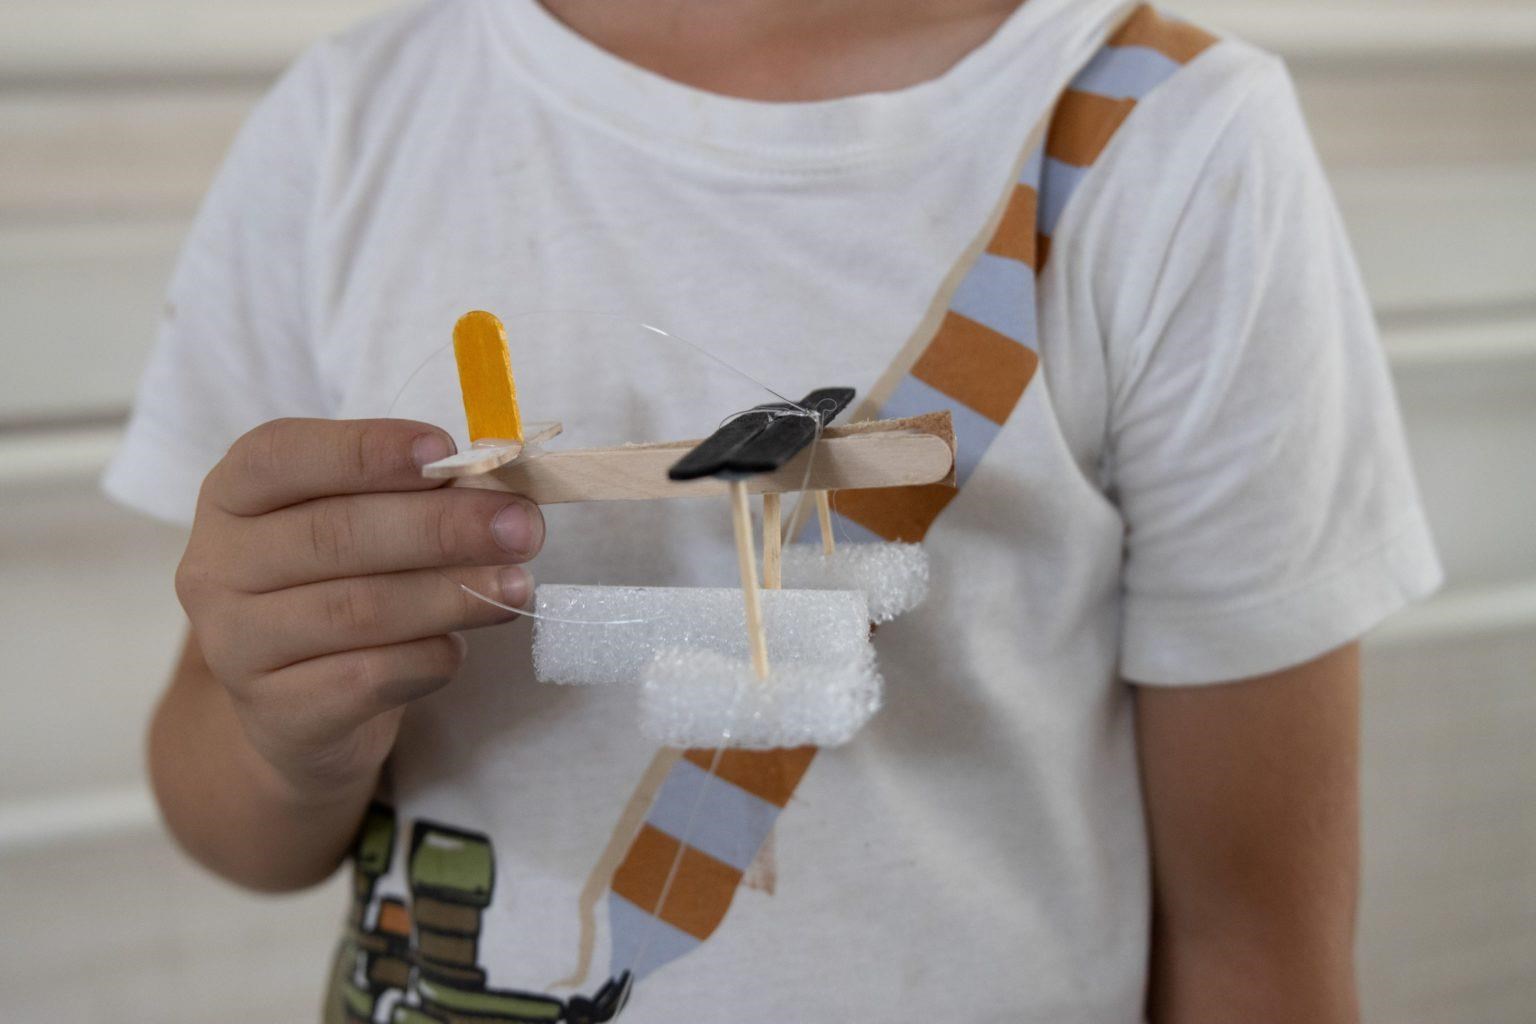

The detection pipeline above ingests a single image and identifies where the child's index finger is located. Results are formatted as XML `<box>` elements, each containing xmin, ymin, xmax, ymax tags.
<box><xmin>207</xmin><ymin>417</ymin><xmax>455</xmax><ymax>517</ymax></box>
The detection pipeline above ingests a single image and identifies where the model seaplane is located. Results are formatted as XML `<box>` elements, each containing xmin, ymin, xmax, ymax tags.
<box><xmin>419</xmin><ymin>311</ymin><xmax>955</xmax><ymax>748</ymax></box>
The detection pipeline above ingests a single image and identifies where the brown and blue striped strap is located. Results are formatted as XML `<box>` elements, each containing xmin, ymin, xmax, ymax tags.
<box><xmin>832</xmin><ymin>6</ymin><xmax>1218</xmax><ymax>543</ymax></box>
<box><xmin>601</xmin><ymin>5</ymin><xmax>1218</xmax><ymax>987</ymax></box>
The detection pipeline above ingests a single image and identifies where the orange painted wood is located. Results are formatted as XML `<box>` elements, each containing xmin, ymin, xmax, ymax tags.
<box><xmin>453</xmin><ymin>310</ymin><xmax>525</xmax><ymax>443</ymax></box>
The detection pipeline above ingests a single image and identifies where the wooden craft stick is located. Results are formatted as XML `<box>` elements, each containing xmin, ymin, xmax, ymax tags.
<box><xmin>729</xmin><ymin>481</ymin><xmax>770</xmax><ymax>679</ymax></box>
<box><xmin>455</xmin><ymin>411</ymin><xmax>956</xmax><ymax>504</ymax></box>
<box><xmin>453</xmin><ymin>310</ymin><xmax>524</xmax><ymax>443</ymax></box>
<box><xmin>816</xmin><ymin>491</ymin><xmax>836</xmax><ymax>556</ymax></box>
<box><xmin>762</xmin><ymin>492</ymin><xmax>782</xmax><ymax>589</ymax></box>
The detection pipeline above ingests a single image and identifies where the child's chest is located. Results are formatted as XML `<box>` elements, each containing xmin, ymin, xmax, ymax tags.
<box><xmin>316</xmin><ymin>112</ymin><xmax>1023</xmax><ymax>437</ymax></box>
<box><xmin>309</xmin><ymin>87</ymin><xmax>1115</xmax><ymax>588</ymax></box>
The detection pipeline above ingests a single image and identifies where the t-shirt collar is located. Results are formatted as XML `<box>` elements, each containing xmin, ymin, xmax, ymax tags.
<box><xmin>477</xmin><ymin>0</ymin><xmax>1131</xmax><ymax>175</ymax></box>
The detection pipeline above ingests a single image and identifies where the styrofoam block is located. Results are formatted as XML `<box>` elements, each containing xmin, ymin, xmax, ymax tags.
<box><xmin>639</xmin><ymin>647</ymin><xmax>882</xmax><ymax>749</ymax></box>
<box><xmin>532</xmin><ymin>584</ymin><xmax>871</xmax><ymax>685</ymax></box>
<box><xmin>780</xmin><ymin>543</ymin><xmax>929</xmax><ymax>622</ymax></box>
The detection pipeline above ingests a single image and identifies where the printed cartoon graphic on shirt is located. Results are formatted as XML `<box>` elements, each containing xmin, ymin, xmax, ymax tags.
<box><xmin>326</xmin><ymin>9</ymin><xmax>1216</xmax><ymax>1020</ymax></box>
<box><xmin>329</xmin><ymin>809</ymin><xmax>629</xmax><ymax>1024</ymax></box>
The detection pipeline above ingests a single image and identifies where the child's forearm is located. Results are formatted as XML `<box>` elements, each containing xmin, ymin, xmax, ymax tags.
<box><xmin>148</xmin><ymin>632</ymin><xmax>375</xmax><ymax>892</ymax></box>
<box><xmin>1146</xmin><ymin>921</ymin><xmax>1359</xmax><ymax>1024</ymax></box>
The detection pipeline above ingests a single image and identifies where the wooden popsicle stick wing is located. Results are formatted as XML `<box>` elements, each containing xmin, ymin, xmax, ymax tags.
<box><xmin>455</xmin><ymin>412</ymin><xmax>956</xmax><ymax>503</ymax></box>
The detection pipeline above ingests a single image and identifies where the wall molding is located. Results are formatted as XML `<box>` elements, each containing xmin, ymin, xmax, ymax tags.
<box><xmin>1</xmin><ymin>311</ymin><xmax>1529</xmax><ymax>488</ymax></box>
<box><xmin>2</xmin><ymin>2</ymin><xmax>1534</xmax><ymax>86</ymax></box>
<box><xmin>1369</xmin><ymin>577</ymin><xmax>1536</xmax><ymax>648</ymax></box>
<box><xmin>1181</xmin><ymin>2</ymin><xmax>1536</xmax><ymax>63</ymax></box>
<box><xmin>0</xmin><ymin>785</ymin><xmax>157</xmax><ymax>855</ymax></box>
<box><xmin>0</xmin><ymin>2</ymin><xmax>387</xmax><ymax>85</ymax></box>
<box><xmin>0</xmin><ymin>424</ymin><xmax>125</xmax><ymax>488</ymax></box>
<box><xmin>1384</xmin><ymin>310</ymin><xmax>1536</xmax><ymax>371</ymax></box>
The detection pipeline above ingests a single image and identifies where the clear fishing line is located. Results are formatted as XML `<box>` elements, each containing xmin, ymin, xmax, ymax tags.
<box><xmin>385</xmin><ymin>309</ymin><xmax>800</xmax><ymax>425</ymax></box>
<box><xmin>383</xmin><ymin>308</ymin><xmax>820</xmax><ymax>628</ymax></box>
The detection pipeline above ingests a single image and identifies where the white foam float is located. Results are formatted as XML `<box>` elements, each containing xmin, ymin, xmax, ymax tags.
<box><xmin>780</xmin><ymin>542</ymin><xmax>929</xmax><ymax>623</ymax></box>
<box><xmin>532</xmin><ymin>584</ymin><xmax>872</xmax><ymax>686</ymax></box>
<box><xmin>535</xmin><ymin>583</ymin><xmax>884</xmax><ymax>748</ymax></box>
<box><xmin>639</xmin><ymin>646</ymin><xmax>882</xmax><ymax>749</ymax></box>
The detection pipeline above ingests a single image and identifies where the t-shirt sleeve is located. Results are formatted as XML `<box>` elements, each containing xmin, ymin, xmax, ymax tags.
<box><xmin>1104</xmin><ymin>56</ymin><xmax>1442</xmax><ymax>685</ymax></box>
<box><xmin>101</xmin><ymin>47</ymin><xmax>335</xmax><ymax>526</ymax></box>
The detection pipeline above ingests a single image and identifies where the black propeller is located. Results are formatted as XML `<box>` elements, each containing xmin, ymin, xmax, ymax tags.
<box><xmin>667</xmin><ymin>387</ymin><xmax>855</xmax><ymax>481</ymax></box>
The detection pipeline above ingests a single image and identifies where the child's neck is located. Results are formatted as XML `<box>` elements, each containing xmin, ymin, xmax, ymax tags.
<box><xmin>539</xmin><ymin>0</ymin><xmax>1024</xmax><ymax>101</ymax></box>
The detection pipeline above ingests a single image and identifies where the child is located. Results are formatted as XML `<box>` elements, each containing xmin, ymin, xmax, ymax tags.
<box><xmin>106</xmin><ymin>1</ymin><xmax>1441</xmax><ymax>1020</ymax></box>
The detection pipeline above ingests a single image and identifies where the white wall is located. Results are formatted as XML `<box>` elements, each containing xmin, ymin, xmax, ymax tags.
<box><xmin>1</xmin><ymin>2</ymin><xmax>1533</xmax><ymax>1021</ymax></box>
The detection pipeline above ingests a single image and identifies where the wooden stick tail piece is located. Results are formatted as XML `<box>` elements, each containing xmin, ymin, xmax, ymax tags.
<box><xmin>729</xmin><ymin>481</ymin><xmax>770</xmax><ymax>679</ymax></box>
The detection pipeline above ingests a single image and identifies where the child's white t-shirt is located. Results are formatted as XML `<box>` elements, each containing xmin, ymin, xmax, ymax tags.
<box><xmin>105</xmin><ymin>0</ymin><xmax>1442</xmax><ymax>1019</ymax></box>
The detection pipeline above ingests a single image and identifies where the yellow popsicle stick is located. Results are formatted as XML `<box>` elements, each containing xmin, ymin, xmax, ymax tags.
<box><xmin>453</xmin><ymin>310</ymin><xmax>524</xmax><ymax>443</ymax></box>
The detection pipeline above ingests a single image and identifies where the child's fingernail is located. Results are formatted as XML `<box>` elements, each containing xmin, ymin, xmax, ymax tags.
<box><xmin>412</xmin><ymin>432</ymin><xmax>455</xmax><ymax>468</ymax></box>
<box><xmin>492</xmin><ymin>503</ymin><xmax>533</xmax><ymax>554</ymax></box>
<box><xmin>498</xmin><ymin>566</ymin><xmax>533</xmax><ymax>608</ymax></box>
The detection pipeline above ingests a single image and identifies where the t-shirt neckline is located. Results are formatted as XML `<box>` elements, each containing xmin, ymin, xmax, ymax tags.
<box><xmin>478</xmin><ymin>0</ymin><xmax>1060</xmax><ymax>174</ymax></box>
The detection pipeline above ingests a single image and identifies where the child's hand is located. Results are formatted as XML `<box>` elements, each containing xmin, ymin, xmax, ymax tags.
<box><xmin>174</xmin><ymin>418</ymin><xmax>543</xmax><ymax>801</ymax></box>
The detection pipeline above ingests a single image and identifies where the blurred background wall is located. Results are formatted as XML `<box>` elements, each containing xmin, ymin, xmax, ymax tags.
<box><xmin>1</xmin><ymin>1</ymin><xmax>1533</xmax><ymax>1020</ymax></box>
